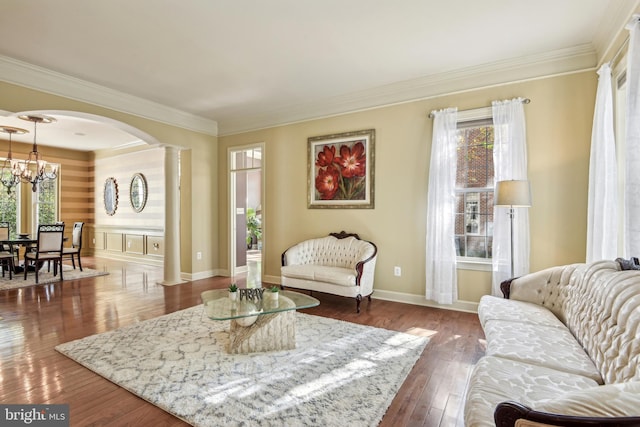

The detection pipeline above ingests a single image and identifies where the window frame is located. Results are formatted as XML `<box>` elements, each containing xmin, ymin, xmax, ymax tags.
<box><xmin>0</xmin><ymin>182</ymin><xmax>20</xmax><ymax>239</ymax></box>
<box><xmin>33</xmin><ymin>177</ymin><xmax>60</xmax><ymax>229</ymax></box>
<box><xmin>613</xmin><ymin>54</ymin><xmax>628</xmax><ymax>256</ymax></box>
<box><xmin>455</xmin><ymin>107</ymin><xmax>494</xmax><ymax>271</ymax></box>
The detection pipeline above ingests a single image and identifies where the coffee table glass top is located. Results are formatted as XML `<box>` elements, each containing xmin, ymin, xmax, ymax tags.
<box><xmin>201</xmin><ymin>289</ymin><xmax>319</xmax><ymax>321</ymax></box>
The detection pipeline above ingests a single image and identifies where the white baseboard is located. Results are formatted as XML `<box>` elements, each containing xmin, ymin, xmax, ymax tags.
<box><xmin>264</xmin><ymin>274</ymin><xmax>281</xmax><ymax>284</ymax></box>
<box><xmin>182</xmin><ymin>269</ymin><xmax>225</xmax><ymax>281</ymax></box>
<box><xmin>371</xmin><ymin>289</ymin><xmax>478</xmax><ymax>313</ymax></box>
<box><xmin>264</xmin><ymin>274</ymin><xmax>478</xmax><ymax>313</ymax></box>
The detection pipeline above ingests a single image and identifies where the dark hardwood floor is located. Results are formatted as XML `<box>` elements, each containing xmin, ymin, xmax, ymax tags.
<box><xmin>0</xmin><ymin>257</ymin><xmax>486</xmax><ymax>426</ymax></box>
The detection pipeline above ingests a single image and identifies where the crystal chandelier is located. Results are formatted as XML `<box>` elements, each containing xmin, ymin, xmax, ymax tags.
<box><xmin>16</xmin><ymin>114</ymin><xmax>59</xmax><ymax>192</ymax></box>
<box><xmin>0</xmin><ymin>125</ymin><xmax>28</xmax><ymax>195</ymax></box>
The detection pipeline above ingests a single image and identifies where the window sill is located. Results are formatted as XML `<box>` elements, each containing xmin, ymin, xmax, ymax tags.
<box><xmin>456</xmin><ymin>258</ymin><xmax>492</xmax><ymax>272</ymax></box>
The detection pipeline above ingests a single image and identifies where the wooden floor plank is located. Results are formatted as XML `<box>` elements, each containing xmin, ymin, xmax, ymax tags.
<box><xmin>0</xmin><ymin>257</ymin><xmax>485</xmax><ymax>426</ymax></box>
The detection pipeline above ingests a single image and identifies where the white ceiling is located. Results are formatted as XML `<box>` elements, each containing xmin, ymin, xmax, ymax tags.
<box><xmin>0</xmin><ymin>0</ymin><xmax>637</xmax><ymax>150</ymax></box>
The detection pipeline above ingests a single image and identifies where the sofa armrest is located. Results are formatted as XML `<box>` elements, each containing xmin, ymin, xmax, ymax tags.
<box><xmin>281</xmin><ymin>244</ymin><xmax>299</xmax><ymax>266</ymax></box>
<box><xmin>495</xmin><ymin>401</ymin><xmax>640</xmax><ymax>427</ymax></box>
<box><xmin>500</xmin><ymin>277</ymin><xmax>517</xmax><ymax>299</ymax></box>
<box><xmin>502</xmin><ymin>264</ymin><xmax>582</xmax><ymax>305</ymax></box>
<box><xmin>354</xmin><ymin>241</ymin><xmax>377</xmax><ymax>295</ymax></box>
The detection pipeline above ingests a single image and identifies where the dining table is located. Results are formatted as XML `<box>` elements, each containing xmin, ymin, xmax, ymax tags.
<box><xmin>1</xmin><ymin>234</ymin><xmax>69</xmax><ymax>274</ymax></box>
<box><xmin>1</xmin><ymin>236</ymin><xmax>37</xmax><ymax>273</ymax></box>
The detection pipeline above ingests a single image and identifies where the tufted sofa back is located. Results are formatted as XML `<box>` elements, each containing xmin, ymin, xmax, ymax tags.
<box><xmin>511</xmin><ymin>260</ymin><xmax>640</xmax><ymax>384</ymax></box>
<box><xmin>283</xmin><ymin>235</ymin><xmax>375</xmax><ymax>269</ymax></box>
<box><xmin>563</xmin><ymin>261</ymin><xmax>640</xmax><ymax>384</ymax></box>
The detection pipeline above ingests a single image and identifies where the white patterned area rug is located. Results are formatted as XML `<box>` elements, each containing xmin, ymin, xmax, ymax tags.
<box><xmin>0</xmin><ymin>266</ymin><xmax>109</xmax><ymax>291</ymax></box>
<box><xmin>56</xmin><ymin>305</ymin><xmax>429</xmax><ymax>427</ymax></box>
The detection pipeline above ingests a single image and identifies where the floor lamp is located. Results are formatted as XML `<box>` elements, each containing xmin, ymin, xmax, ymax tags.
<box><xmin>495</xmin><ymin>180</ymin><xmax>532</xmax><ymax>278</ymax></box>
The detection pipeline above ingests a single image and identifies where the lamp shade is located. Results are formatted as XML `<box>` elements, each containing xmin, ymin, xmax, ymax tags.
<box><xmin>495</xmin><ymin>180</ymin><xmax>531</xmax><ymax>207</ymax></box>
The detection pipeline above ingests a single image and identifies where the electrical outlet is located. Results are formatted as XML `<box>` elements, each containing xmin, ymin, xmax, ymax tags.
<box><xmin>196</xmin><ymin>251</ymin><xmax>202</xmax><ymax>260</ymax></box>
<box><xmin>394</xmin><ymin>266</ymin><xmax>401</xmax><ymax>277</ymax></box>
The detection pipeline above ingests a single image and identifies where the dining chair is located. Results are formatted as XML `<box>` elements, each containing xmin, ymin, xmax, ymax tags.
<box><xmin>0</xmin><ymin>222</ymin><xmax>15</xmax><ymax>279</ymax></box>
<box><xmin>62</xmin><ymin>222</ymin><xmax>84</xmax><ymax>271</ymax></box>
<box><xmin>24</xmin><ymin>223</ymin><xmax>65</xmax><ymax>284</ymax></box>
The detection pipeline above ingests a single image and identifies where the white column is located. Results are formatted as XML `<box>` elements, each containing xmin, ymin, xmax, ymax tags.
<box><xmin>162</xmin><ymin>145</ymin><xmax>184</xmax><ymax>285</ymax></box>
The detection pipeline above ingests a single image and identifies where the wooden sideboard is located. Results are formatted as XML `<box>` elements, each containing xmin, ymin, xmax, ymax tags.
<box><xmin>87</xmin><ymin>225</ymin><xmax>164</xmax><ymax>266</ymax></box>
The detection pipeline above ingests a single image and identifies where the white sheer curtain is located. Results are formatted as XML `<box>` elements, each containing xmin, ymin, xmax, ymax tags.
<box><xmin>587</xmin><ymin>63</ymin><xmax>618</xmax><ymax>263</ymax></box>
<box><xmin>492</xmin><ymin>98</ymin><xmax>530</xmax><ymax>295</ymax></box>
<box><xmin>625</xmin><ymin>16</ymin><xmax>640</xmax><ymax>257</ymax></box>
<box><xmin>425</xmin><ymin>107</ymin><xmax>458</xmax><ymax>304</ymax></box>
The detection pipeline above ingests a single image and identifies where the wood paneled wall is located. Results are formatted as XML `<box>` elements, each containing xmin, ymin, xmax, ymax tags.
<box><xmin>1</xmin><ymin>140</ymin><xmax>93</xmax><ymax>241</ymax></box>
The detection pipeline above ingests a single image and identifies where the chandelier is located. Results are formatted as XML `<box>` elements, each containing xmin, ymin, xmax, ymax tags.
<box><xmin>15</xmin><ymin>114</ymin><xmax>59</xmax><ymax>192</ymax></box>
<box><xmin>0</xmin><ymin>125</ymin><xmax>28</xmax><ymax>194</ymax></box>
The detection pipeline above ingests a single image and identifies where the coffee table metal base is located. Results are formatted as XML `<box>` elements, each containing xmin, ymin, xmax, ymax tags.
<box><xmin>228</xmin><ymin>310</ymin><xmax>296</xmax><ymax>354</ymax></box>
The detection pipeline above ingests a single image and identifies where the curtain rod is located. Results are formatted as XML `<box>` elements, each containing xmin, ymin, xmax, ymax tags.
<box><xmin>428</xmin><ymin>98</ymin><xmax>530</xmax><ymax>119</ymax></box>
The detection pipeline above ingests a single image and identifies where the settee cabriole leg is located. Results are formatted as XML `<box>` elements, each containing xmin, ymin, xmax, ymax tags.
<box><xmin>356</xmin><ymin>294</ymin><xmax>363</xmax><ymax>313</ymax></box>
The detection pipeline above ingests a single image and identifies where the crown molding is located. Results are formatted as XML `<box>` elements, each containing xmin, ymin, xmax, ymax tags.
<box><xmin>219</xmin><ymin>44</ymin><xmax>597</xmax><ymax>135</ymax></box>
<box><xmin>0</xmin><ymin>55</ymin><xmax>218</xmax><ymax>137</ymax></box>
<box><xmin>592</xmin><ymin>0</ymin><xmax>640</xmax><ymax>61</ymax></box>
<box><xmin>0</xmin><ymin>42</ymin><xmax>597</xmax><ymax>138</ymax></box>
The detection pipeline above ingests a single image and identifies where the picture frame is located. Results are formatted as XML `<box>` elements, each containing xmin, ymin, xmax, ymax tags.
<box><xmin>308</xmin><ymin>129</ymin><xmax>375</xmax><ymax>209</ymax></box>
<box><xmin>104</xmin><ymin>177</ymin><xmax>118</xmax><ymax>216</ymax></box>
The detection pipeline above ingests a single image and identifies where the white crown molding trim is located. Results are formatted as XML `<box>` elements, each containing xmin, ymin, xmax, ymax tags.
<box><xmin>0</xmin><ymin>41</ymin><xmax>598</xmax><ymax>139</ymax></box>
<box><xmin>0</xmin><ymin>55</ymin><xmax>218</xmax><ymax>137</ymax></box>
<box><xmin>592</xmin><ymin>0</ymin><xmax>640</xmax><ymax>61</ymax></box>
<box><xmin>219</xmin><ymin>44</ymin><xmax>597</xmax><ymax>135</ymax></box>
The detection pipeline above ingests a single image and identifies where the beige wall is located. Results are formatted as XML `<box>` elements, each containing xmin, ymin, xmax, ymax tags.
<box><xmin>219</xmin><ymin>71</ymin><xmax>597</xmax><ymax>309</ymax></box>
<box><xmin>0</xmin><ymin>69</ymin><xmax>598</xmax><ymax>304</ymax></box>
<box><xmin>0</xmin><ymin>81</ymin><xmax>218</xmax><ymax>276</ymax></box>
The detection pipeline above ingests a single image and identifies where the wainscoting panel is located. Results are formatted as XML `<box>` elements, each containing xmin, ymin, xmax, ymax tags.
<box><xmin>125</xmin><ymin>234</ymin><xmax>144</xmax><ymax>255</ymax></box>
<box><xmin>106</xmin><ymin>233</ymin><xmax>124</xmax><ymax>252</ymax></box>
<box><xmin>88</xmin><ymin>229</ymin><xmax>105</xmax><ymax>250</ymax></box>
<box><xmin>89</xmin><ymin>225</ymin><xmax>164</xmax><ymax>266</ymax></box>
<box><xmin>146</xmin><ymin>236</ymin><xmax>164</xmax><ymax>258</ymax></box>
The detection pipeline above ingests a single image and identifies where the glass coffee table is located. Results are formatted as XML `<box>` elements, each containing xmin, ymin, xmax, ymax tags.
<box><xmin>201</xmin><ymin>289</ymin><xmax>319</xmax><ymax>354</ymax></box>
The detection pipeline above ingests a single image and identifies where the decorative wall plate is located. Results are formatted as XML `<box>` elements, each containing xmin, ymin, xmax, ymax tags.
<box><xmin>129</xmin><ymin>173</ymin><xmax>147</xmax><ymax>213</ymax></box>
<box><xmin>104</xmin><ymin>177</ymin><xmax>118</xmax><ymax>216</ymax></box>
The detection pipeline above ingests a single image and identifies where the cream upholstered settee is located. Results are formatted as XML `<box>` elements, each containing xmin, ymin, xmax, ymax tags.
<box><xmin>464</xmin><ymin>259</ymin><xmax>640</xmax><ymax>427</ymax></box>
<box><xmin>280</xmin><ymin>231</ymin><xmax>377</xmax><ymax>313</ymax></box>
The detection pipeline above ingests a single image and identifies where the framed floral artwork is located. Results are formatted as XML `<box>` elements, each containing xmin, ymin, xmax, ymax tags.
<box><xmin>308</xmin><ymin>129</ymin><xmax>375</xmax><ymax>209</ymax></box>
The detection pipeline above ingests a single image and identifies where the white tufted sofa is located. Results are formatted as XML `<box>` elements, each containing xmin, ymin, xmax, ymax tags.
<box><xmin>464</xmin><ymin>260</ymin><xmax>640</xmax><ymax>427</ymax></box>
<box><xmin>280</xmin><ymin>232</ymin><xmax>377</xmax><ymax>313</ymax></box>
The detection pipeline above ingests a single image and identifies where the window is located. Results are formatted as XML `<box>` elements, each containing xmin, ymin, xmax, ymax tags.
<box><xmin>455</xmin><ymin>117</ymin><xmax>494</xmax><ymax>261</ymax></box>
<box><xmin>0</xmin><ymin>187</ymin><xmax>19</xmax><ymax>239</ymax></box>
<box><xmin>35</xmin><ymin>178</ymin><xmax>58</xmax><ymax>226</ymax></box>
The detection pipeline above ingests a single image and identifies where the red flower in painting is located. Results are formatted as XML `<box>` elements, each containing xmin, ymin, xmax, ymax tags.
<box><xmin>315</xmin><ymin>145</ymin><xmax>336</xmax><ymax>167</ymax></box>
<box><xmin>315</xmin><ymin>166</ymin><xmax>340</xmax><ymax>200</ymax></box>
<box><xmin>313</xmin><ymin>139</ymin><xmax>368</xmax><ymax>201</ymax></box>
<box><xmin>336</xmin><ymin>141</ymin><xmax>366</xmax><ymax>178</ymax></box>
